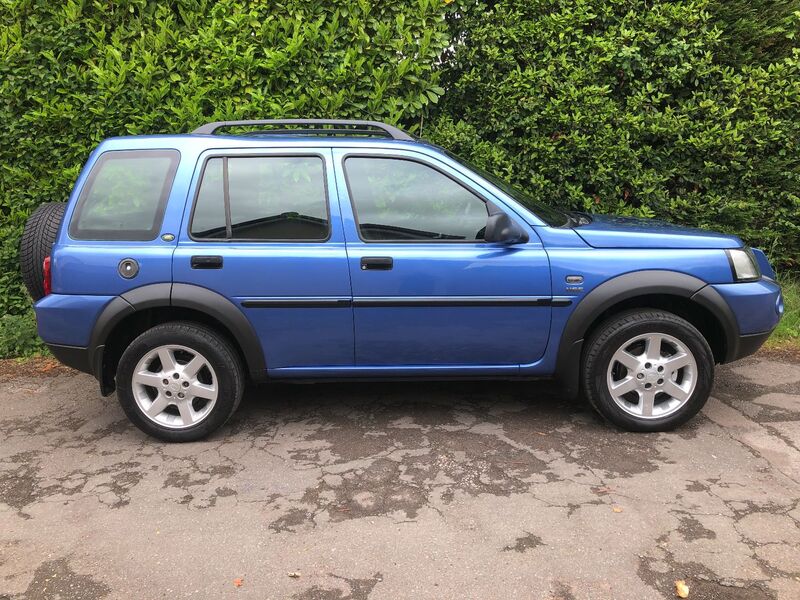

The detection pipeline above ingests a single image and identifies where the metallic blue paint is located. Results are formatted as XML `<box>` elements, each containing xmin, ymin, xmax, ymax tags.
<box><xmin>712</xmin><ymin>279</ymin><xmax>783</xmax><ymax>335</ymax></box>
<box><xmin>36</xmin><ymin>132</ymin><xmax>783</xmax><ymax>382</ymax></box>
<box><xmin>751</xmin><ymin>248</ymin><xmax>776</xmax><ymax>280</ymax></box>
<box><xmin>574</xmin><ymin>214</ymin><xmax>743</xmax><ymax>249</ymax></box>
<box><xmin>35</xmin><ymin>293</ymin><xmax>114</xmax><ymax>346</ymax></box>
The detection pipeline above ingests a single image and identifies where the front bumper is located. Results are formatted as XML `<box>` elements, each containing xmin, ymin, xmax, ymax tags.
<box><xmin>730</xmin><ymin>331</ymin><xmax>774</xmax><ymax>362</ymax></box>
<box><xmin>711</xmin><ymin>277</ymin><xmax>783</xmax><ymax>362</ymax></box>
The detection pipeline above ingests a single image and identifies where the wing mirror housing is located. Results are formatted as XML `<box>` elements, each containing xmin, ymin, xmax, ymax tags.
<box><xmin>484</xmin><ymin>210</ymin><xmax>529</xmax><ymax>245</ymax></box>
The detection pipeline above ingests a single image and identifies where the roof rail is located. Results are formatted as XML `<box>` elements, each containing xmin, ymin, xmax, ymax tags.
<box><xmin>192</xmin><ymin>119</ymin><xmax>414</xmax><ymax>141</ymax></box>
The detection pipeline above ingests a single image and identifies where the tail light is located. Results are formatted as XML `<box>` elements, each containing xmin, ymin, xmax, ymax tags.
<box><xmin>43</xmin><ymin>256</ymin><xmax>51</xmax><ymax>296</ymax></box>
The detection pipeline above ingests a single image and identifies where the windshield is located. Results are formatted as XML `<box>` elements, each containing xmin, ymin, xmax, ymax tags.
<box><xmin>442</xmin><ymin>149</ymin><xmax>570</xmax><ymax>227</ymax></box>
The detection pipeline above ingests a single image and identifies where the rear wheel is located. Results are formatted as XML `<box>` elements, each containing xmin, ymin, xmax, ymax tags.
<box><xmin>581</xmin><ymin>309</ymin><xmax>714</xmax><ymax>432</ymax></box>
<box><xmin>116</xmin><ymin>322</ymin><xmax>244</xmax><ymax>442</ymax></box>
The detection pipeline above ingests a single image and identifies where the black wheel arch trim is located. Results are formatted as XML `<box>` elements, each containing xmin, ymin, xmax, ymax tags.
<box><xmin>554</xmin><ymin>270</ymin><xmax>740</xmax><ymax>397</ymax></box>
<box><xmin>171</xmin><ymin>283</ymin><xmax>266</xmax><ymax>380</ymax></box>
<box><xmin>88</xmin><ymin>283</ymin><xmax>267</xmax><ymax>392</ymax></box>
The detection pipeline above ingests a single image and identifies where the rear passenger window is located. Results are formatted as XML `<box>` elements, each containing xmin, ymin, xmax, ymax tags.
<box><xmin>69</xmin><ymin>150</ymin><xmax>179</xmax><ymax>241</ymax></box>
<box><xmin>190</xmin><ymin>156</ymin><xmax>329</xmax><ymax>241</ymax></box>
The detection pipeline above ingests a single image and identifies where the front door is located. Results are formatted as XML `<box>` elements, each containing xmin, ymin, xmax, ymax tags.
<box><xmin>332</xmin><ymin>148</ymin><xmax>552</xmax><ymax>370</ymax></box>
<box><xmin>173</xmin><ymin>148</ymin><xmax>353</xmax><ymax>371</ymax></box>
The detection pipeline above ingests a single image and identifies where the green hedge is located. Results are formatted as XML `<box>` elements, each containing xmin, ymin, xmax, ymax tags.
<box><xmin>0</xmin><ymin>0</ymin><xmax>450</xmax><ymax>315</ymax></box>
<box><xmin>1</xmin><ymin>0</ymin><xmax>799</xmax><ymax>331</ymax></box>
<box><xmin>428</xmin><ymin>0</ymin><xmax>800</xmax><ymax>270</ymax></box>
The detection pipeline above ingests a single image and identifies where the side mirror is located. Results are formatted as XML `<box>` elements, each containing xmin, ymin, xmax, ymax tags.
<box><xmin>484</xmin><ymin>211</ymin><xmax>528</xmax><ymax>244</ymax></box>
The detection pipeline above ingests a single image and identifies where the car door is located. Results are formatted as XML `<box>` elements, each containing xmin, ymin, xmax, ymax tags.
<box><xmin>332</xmin><ymin>148</ymin><xmax>552</xmax><ymax>370</ymax></box>
<box><xmin>173</xmin><ymin>148</ymin><xmax>353</xmax><ymax>371</ymax></box>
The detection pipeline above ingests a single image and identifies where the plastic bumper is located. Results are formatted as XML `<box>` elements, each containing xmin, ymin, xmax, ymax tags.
<box><xmin>35</xmin><ymin>293</ymin><xmax>115</xmax><ymax>391</ymax></box>
<box><xmin>710</xmin><ymin>278</ymin><xmax>783</xmax><ymax>362</ymax></box>
<box><xmin>46</xmin><ymin>343</ymin><xmax>95</xmax><ymax>375</ymax></box>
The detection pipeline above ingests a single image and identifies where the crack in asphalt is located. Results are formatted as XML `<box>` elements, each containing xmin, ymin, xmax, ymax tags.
<box><xmin>1</xmin><ymin>357</ymin><xmax>799</xmax><ymax>599</ymax></box>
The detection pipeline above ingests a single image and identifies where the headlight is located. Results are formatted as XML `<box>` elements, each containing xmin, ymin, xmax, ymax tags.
<box><xmin>726</xmin><ymin>248</ymin><xmax>761</xmax><ymax>282</ymax></box>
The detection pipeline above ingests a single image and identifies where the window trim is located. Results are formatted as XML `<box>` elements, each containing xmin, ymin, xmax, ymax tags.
<box><xmin>68</xmin><ymin>149</ymin><xmax>180</xmax><ymax>241</ymax></box>
<box><xmin>341</xmin><ymin>153</ymin><xmax>497</xmax><ymax>245</ymax></box>
<box><xmin>188</xmin><ymin>152</ymin><xmax>332</xmax><ymax>243</ymax></box>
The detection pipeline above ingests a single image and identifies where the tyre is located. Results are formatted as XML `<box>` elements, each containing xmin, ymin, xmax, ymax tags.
<box><xmin>19</xmin><ymin>202</ymin><xmax>67</xmax><ymax>301</ymax></box>
<box><xmin>581</xmin><ymin>309</ymin><xmax>714</xmax><ymax>432</ymax></box>
<box><xmin>116</xmin><ymin>322</ymin><xmax>244</xmax><ymax>442</ymax></box>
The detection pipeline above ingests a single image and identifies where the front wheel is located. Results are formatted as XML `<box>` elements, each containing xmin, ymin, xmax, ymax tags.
<box><xmin>581</xmin><ymin>309</ymin><xmax>715</xmax><ymax>432</ymax></box>
<box><xmin>116</xmin><ymin>322</ymin><xmax>244</xmax><ymax>442</ymax></box>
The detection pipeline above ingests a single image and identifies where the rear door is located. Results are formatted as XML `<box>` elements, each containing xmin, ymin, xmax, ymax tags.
<box><xmin>172</xmin><ymin>148</ymin><xmax>353</xmax><ymax>371</ymax></box>
<box><xmin>332</xmin><ymin>148</ymin><xmax>552</xmax><ymax>369</ymax></box>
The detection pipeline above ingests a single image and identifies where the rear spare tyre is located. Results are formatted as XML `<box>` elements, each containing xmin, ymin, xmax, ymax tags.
<box><xmin>19</xmin><ymin>202</ymin><xmax>66</xmax><ymax>301</ymax></box>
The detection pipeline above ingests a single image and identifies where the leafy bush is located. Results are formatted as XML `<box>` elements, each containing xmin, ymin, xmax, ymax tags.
<box><xmin>768</xmin><ymin>276</ymin><xmax>800</xmax><ymax>345</ymax></box>
<box><xmin>0</xmin><ymin>310</ymin><xmax>47</xmax><ymax>358</ymax></box>
<box><xmin>429</xmin><ymin>0</ymin><xmax>800</xmax><ymax>270</ymax></box>
<box><xmin>0</xmin><ymin>0</ymin><xmax>450</xmax><ymax>315</ymax></box>
<box><xmin>706</xmin><ymin>0</ymin><xmax>800</xmax><ymax>67</ymax></box>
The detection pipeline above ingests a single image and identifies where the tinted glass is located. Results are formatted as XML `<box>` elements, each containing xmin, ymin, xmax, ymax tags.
<box><xmin>190</xmin><ymin>159</ymin><xmax>226</xmax><ymax>238</ymax></box>
<box><xmin>442</xmin><ymin>148</ymin><xmax>569</xmax><ymax>227</ymax></box>
<box><xmin>191</xmin><ymin>156</ymin><xmax>329</xmax><ymax>241</ymax></box>
<box><xmin>345</xmin><ymin>157</ymin><xmax>488</xmax><ymax>241</ymax></box>
<box><xmin>69</xmin><ymin>150</ymin><xmax>179</xmax><ymax>240</ymax></box>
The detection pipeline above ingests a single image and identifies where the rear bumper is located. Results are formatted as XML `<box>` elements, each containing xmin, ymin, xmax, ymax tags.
<box><xmin>46</xmin><ymin>342</ymin><xmax>112</xmax><ymax>394</ymax></box>
<box><xmin>35</xmin><ymin>293</ymin><xmax>116</xmax><ymax>394</ymax></box>
<box><xmin>46</xmin><ymin>343</ymin><xmax>92</xmax><ymax>374</ymax></box>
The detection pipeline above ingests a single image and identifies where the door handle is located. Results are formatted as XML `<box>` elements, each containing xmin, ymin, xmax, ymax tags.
<box><xmin>191</xmin><ymin>255</ymin><xmax>223</xmax><ymax>269</ymax></box>
<box><xmin>360</xmin><ymin>256</ymin><xmax>393</xmax><ymax>271</ymax></box>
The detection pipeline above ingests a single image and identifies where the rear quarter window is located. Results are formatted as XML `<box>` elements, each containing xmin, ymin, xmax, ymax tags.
<box><xmin>69</xmin><ymin>149</ymin><xmax>180</xmax><ymax>241</ymax></box>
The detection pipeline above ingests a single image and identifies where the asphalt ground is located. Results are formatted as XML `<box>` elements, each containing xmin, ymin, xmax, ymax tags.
<box><xmin>1</xmin><ymin>354</ymin><xmax>799</xmax><ymax>599</ymax></box>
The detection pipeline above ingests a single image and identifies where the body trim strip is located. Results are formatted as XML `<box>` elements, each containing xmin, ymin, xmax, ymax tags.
<box><xmin>240</xmin><ymin>296</ymin><xmax>573</xmax><ymax>308</ymax></box>
<box><xmin>241</xmin><ymin>298</ymin><xmax>351</xmax><ymax>308</ymax></box>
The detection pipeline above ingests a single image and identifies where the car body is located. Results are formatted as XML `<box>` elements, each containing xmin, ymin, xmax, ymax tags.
<box><xmin>29</xmin><ymin>120</ymin><xmax>784</xmax><ymax>441</ymax></box>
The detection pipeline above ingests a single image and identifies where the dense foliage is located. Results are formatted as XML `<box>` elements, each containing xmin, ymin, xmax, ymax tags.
<box><xmin>1</xmin><ymin>0</ymin><xmax>799</xmax><ymax>353</ymax></box>
<box><xmin>428</xmin><ymin>0</ymin><xmax>800</xmax><ymax>270</ymax></box>
<box><xmin>0</xmin><ymin>0</ymin><xmax>449</xmax><ymax>315</ymax></box>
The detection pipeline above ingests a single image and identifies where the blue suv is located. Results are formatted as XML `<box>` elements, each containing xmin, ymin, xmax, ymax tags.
<box><xmin>23</xmin><ymin>119</ymin><xmax>784</xmax><ymax>441</ymax></box>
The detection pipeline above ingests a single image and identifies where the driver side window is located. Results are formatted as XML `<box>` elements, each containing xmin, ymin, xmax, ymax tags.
<box><xmin>344</xmin><ymin>157</ymin><xmax>489</xmax><ymax>242</ymax></box>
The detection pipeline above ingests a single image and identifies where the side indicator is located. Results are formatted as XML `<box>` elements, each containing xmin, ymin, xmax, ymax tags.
<box><xmin>566</xmin><ymin>275</ymin><xmax>584</xmax><ymax>284</ymax></box>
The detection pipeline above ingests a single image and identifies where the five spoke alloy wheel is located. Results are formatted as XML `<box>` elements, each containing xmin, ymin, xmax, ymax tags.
<box><xmin>582</xmin><ymin>309</ymin><xmax>714</xmax><ymax>432</ymax></box>
<box><xmin>116</xmin><ymin>321</ymin><xmax>244</xmax><ymax>441</ymax></box>
<box><xmin>132</xmin><ymin>344</ymin><xmax>218</xmax><ymax>429</ymax></box>
<box><xmin>606</xmin><ymin>333</ymin><xmax>697</xmax><ymax>419</ymax></box>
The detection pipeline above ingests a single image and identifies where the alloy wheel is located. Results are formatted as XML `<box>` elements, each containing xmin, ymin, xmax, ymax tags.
<box><xmin>606</xmin><ymin>333</ymin><xmax>697</xmax><ymax>419</ymax></box>
<box><xmin>131</xmin><ymin>344</ymin><xmax>218</xmax><ymax>429</ymax></box>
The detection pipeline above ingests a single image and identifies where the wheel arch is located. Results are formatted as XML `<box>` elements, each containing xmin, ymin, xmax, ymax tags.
<box><xmin>554</xmin><ymin>270</ymin><xmax>739</xmax><ymax>397</ymax></box>
<box><xmin>89</xmin><ymin>283</ymin><xmax>266</xmax><ymax>395</ymax></box>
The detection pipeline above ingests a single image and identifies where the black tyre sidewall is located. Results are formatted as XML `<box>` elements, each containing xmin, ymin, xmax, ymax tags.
<box><xmin>20</xmin><ymin>202</ymin><xmax>66</xmax><ymax>301</ymax></box>
<box><xmin>584</xmin><ymin>311</ymin><xmax>714</xmax><ymax>432</ymax></box>
<box><xmin>116</xmin><ymin>323</ymin><xmax>243</xmax><ymax>442</ymax></box>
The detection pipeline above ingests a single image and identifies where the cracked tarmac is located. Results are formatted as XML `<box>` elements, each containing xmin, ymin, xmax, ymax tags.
<box><xmin>1</xmin><ymin>354</ymin><xmax>799</xmax><ymax>599</ymax></box>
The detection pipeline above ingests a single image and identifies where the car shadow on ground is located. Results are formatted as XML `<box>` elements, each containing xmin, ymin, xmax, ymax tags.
<box><xmin>236</xmin><ymin>378</ymin><xmax>592</xmax><ymax>431</ymax></box>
